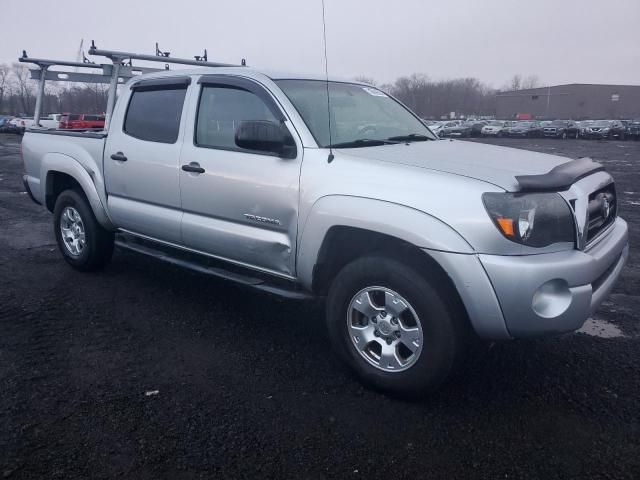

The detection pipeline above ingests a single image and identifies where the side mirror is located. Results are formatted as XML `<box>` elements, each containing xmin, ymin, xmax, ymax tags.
<box><xmin>235</xmin><ymin>120</ymin><xmax>296</xmax><ymax>158</ymax></box>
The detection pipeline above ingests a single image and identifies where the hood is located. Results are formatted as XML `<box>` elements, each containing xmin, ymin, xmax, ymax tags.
<box><xmin>338</xmin><ymin>139</ymin><xmax>570</xmax><ymax>191</ymax></box>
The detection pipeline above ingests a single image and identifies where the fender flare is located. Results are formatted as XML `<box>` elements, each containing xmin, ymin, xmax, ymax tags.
<box><xmin>296</xmin><ymin>195</ymin><xmax>474</xmax><ymax>290</ymax></box>
<box><xmin>41</xmin><ymin>152</ymin><xmax>114</xmax><ymax>230</ymax></box>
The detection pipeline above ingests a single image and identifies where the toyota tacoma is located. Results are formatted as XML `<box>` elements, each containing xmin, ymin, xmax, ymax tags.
<box><xmin>21</xmin><ymin>68</ymin><xmax>629</xmax><ymax>396</ymax></box>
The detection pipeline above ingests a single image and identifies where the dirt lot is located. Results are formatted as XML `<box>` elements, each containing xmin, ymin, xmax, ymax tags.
<box><xmin>1</xmin><ymin>133</ymin><xmax>639</xmax><ymax>479</ymax></box>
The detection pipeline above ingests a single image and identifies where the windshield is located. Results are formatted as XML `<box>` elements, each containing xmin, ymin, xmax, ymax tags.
<box><xmin>592</xmin><ymin>121</ymin><xmax>612</xmax><ymax>127</ymax></box>
<box><xmin>275</xmin><ymin>80</ymin><xmax>436</xmax><ymax>147</ymax></box>
<box><xmin>516</xmin><ymin>121</ymin><xmax>534</xmax><ymax>127</ymax></box>
<box><xmin>487</xmin><ymin>121</ymin><xmax>504</xmax><ymax>126</ymax></box>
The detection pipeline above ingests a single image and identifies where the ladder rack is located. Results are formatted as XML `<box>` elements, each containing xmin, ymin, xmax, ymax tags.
<box><xmin>88</xmin><ymin>41</ymin><xmax>245</xmax><ymax>69</ymax></box>
<box><xmin>18</xmin><ymin>41</ymin><xmax>247</xmax><ymax>129</ymax></box>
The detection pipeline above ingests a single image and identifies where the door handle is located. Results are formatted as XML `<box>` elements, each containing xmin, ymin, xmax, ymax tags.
<box><xmin>110</xmin><ymin>152</ymin><xmax>128</xmax><ymax>162</ymax></box>
<box><xmin>182</xmin><ymin>163</ymin><xmax>205</xmax><ymax>174</ymax></box>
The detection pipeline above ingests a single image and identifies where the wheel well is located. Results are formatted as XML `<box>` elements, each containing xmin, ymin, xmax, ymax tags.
<box><xmin>45</xmin><ymin>171</ymin><xmax>82</xmax><ymax>212</ymax></box>
<box><xmin>311</xmin><ymin>227</ymin><xmax>467</xmax><ymax>316</ymax></box>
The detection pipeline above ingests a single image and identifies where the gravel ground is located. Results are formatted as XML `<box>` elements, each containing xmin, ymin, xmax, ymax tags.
<box><xmin>0</xmin><ymin>133</ymin><xmax>638</xmax><ymax>479</ymax></box>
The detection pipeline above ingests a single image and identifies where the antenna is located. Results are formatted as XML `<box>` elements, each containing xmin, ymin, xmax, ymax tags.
<box><xmin>321</xmin><ymin>0</ymin><xmax>334</xmax><ymax>163</ymax></box>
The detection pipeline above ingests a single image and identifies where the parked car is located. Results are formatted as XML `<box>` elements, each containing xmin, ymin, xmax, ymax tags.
<box><xmin>441</xmin><ymin>121</ymin><xmax>472</xmax><ymax>137</ymax></box>
<box><xmin>22</xmin><ymin>68</ymin><xmax>628</xmax><ymax>397</ymax></box>
<box><xmin>626</xmin><ymin>120</ymin><xmax>640</xmax><ymax>141</ymax></box>
<box><xmin>504</xmin><ymin>121</ymin><xmax>542</xmax><ymax>138</ymax></box>
<box><xmin>467</xmin><ymin>120</ymin><xmax>488</xmax><ymax>137</ymax></box>
<box><xmin>0</xmin><ymin>116</ymin><xmax>14</xmax><ymax>132</ymax></box>
<box><xmin>38</xmin><ymin>114</ymin><xmax>64</xmax><ymax>129</ymax></box>
<box><xmin>542</xmin><ymin>120</ymin><xmax>580</xmax><ymax>139</ymax></box>
<box><xmin>577</xmin><ymin>120</ymin><xmax>593</xmax><ymax>138</ymax></box>
<box><xmin>7</xmin><ymin>116</ymin><xmax>35</xmax><ymax>134</ymax></box>
<box><xmin>481</xmin><ymin>120</ymin><xmax>510</xmax><ymax>136</ymax></box>
<box><xmin>59</xmin><ymin>114</ymin><xmax>105</xmax><ymax>130</ymax></box>
<box><xmin>582</xmin><ymin>120</ymin><xmax>627</xmax><ymax>140</ymax></box>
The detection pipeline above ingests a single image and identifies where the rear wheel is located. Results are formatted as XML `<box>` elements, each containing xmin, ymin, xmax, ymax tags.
<box><xmin>53</xmin><ymin>189</ymin><xmax>114</xmax><ymax>271</ymax></box>
<box><xmin>326</xmin><ymin>256</ymin><xmax>467</xmax><ymax>397</ymax></box>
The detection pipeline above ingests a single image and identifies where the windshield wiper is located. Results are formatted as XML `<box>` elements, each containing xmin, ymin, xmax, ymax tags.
<box><xmin>328</xmin><ymin>138</ymin><xmax>400</xmax><ymax>149</ymax></box>
<box><xmin>386</xmin><ymin>133</ymin><xmax>431</xmax><ymax>142</ymax></box>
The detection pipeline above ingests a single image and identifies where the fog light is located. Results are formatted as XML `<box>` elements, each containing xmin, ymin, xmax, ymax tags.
<box><xmin>532</xmin><ymin>279</ymin><xmax>572</xmax><ymax>319</ymax></box>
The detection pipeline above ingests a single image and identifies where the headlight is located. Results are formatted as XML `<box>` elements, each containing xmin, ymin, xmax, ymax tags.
<box><xmin>601</xmin><ymin>128</ymin><xmax>610</xmax><ymax>132</ymax></box>
<box><xmin>482</xmin><ymin>192</ymin><xmax>575</xmax><ymax>247</ymax></box>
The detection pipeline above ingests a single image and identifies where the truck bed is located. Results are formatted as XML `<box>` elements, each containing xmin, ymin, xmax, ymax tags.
<box><xmin>22</xmin><ymin>128</ymin><xmax>108</xmax><ymax>208</ymax></box>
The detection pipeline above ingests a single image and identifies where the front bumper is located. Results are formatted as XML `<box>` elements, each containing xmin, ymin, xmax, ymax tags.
<box><xmin>480</xmin><ymin>217</ymin><xmax>628</xmax><ymax>337</ymax></box>
<box><xmin>583</xmin><ymin>131</ymin><xmax>609</xmax><ymax>138</ymax></box>
<box><xmin>427</xmin><ymin>217</ymin><xmax>628</xmax><ymax>339</ymax></box>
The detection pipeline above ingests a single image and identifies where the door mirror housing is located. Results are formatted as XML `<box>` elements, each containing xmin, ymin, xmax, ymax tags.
<box><xmin>235</xmin><ymin>120</ymin><xmax>296</xmax><ymax>158</ymax></box>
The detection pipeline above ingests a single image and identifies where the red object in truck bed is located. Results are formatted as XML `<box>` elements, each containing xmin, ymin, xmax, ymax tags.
<box><xmin>59</xmin><ymin>114</ymin><xmax>105</xmax><ymax>130</ymax></box>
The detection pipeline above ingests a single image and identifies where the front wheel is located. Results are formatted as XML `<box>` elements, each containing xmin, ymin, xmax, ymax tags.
<box><xmin>326</xmin><ymin>256</ymin><xmax>467</xmax><ymax>397</ymax></box>
<box><xmin>54</xmin><ymin>189</ymin><xmax>114</xmax><ymax>271</ymax></box>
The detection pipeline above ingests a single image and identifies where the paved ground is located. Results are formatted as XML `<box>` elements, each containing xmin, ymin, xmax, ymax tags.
<box><xmin>1</xmin><ymin>133</ymin><xmax>638</xmax><ymax>479</ymax></box>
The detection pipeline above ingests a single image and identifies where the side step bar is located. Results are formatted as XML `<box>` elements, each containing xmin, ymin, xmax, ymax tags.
<box><xmin>114</xmin><ymin>234</ymin><xmax>314</xmax><ymax>300</ymax></box>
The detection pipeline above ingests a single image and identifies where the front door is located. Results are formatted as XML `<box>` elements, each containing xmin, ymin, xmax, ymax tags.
<box><xmin>179</xmin><ymin>75</ymin><xmax>302</xmax><ymax>277</ymax></box>
<box><xmin>104</xmin><ymin>77</ymin><xmax>191</xmax><ymax>244</ymax></box>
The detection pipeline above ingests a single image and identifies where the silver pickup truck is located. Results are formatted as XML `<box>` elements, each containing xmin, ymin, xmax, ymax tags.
<box><xmin>21</xmin><ymin>68</ymin><xmax>629</xmax><ymax>396</ymax></box>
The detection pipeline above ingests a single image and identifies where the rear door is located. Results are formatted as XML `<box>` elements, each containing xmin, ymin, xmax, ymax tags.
<box><xmin>178</xmin><ymin>75</ymin><xmax>303</xmax><ymax>277</ymax></box>
<box><xmin>104</xmin><ymin>77</ymin><xmax>191</xmax><ymax>244</ymax></box>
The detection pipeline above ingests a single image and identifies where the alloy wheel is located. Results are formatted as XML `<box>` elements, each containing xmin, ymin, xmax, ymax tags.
<box><xmin>60</xmin><ymin>206</ymin><xmax>86</xmax><ymax>256</ymax></box>
<box><xmin>347</xmin><ymin>286</ymin><xmax>424</xmax><ymax>372</ymax></box>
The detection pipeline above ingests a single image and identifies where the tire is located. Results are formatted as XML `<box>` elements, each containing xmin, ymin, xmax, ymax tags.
<box><xmin>326</xmin><ymin>256</ymin><xmax>468</xmax><ymax>397</ymax></box>
<box><xmin>53</xmin><ymin>189</ymin><xmax>114</xmax><ymax>271</ymax></box>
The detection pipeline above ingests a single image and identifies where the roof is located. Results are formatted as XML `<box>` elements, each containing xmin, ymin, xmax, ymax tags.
<box><xmin>126</xmin><ymin>66</ymin><xmax>367</xmax><ymax>85</ymax></box>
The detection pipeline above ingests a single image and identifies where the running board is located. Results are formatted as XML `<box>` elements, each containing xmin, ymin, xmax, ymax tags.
<box><xmin>114</xmin><ymin>234</ymin><xmax>313</xmax><ymax>300</ymax></box>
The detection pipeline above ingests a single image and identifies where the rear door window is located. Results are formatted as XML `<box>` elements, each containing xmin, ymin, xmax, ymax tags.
<box><xmin>124</xmin><ymin>86</ymin><xmax>188</xmax><ymax>143</ymax></box>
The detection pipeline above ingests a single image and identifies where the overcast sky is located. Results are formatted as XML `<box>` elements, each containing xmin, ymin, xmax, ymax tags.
<box><xmin>1</xmin><ymin>0</ymin><xmax>639</xmax><ymax>88</ymax></box>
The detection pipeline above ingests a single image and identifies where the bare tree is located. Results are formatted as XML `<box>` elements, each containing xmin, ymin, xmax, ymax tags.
<box><xmin>390</xmin><ymin>74</ymin><xmax>496</xmax><ymax>119</ymax></box>
<box><xmin>502</xmin><ymin>74</ymin><xmax>541</xmax><ymax>91</ymax></box>
<box><xmin>521</xmin><ymin>74</ymin><xmax>540</xmax><ymax>90</ymax></box>
<box><xmin>11</xmin><ymin>63</ymin><xmax>35</xmax><ymax>115</ymax></box>
<box><xmin>508</xmin><ymin>74</ymin><xmax>522</xmax><ymax>92</ymax></box>
<box><xmin>0</xmin><ymin>64</ymin><xmax>9</xmax><ymax>112</ymax></box>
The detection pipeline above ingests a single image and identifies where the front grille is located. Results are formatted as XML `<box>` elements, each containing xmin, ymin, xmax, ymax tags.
<box><xmin>586</xmin><ymin>183</ymin><xmax>617</xmax><ymax>243</ymax></box>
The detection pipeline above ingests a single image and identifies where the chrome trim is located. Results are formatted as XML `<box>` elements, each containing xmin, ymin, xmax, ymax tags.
<box><xmin>559</xmin><ymin>171</ymin><xmax>615</xmax><ymax>251</ymax></box>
